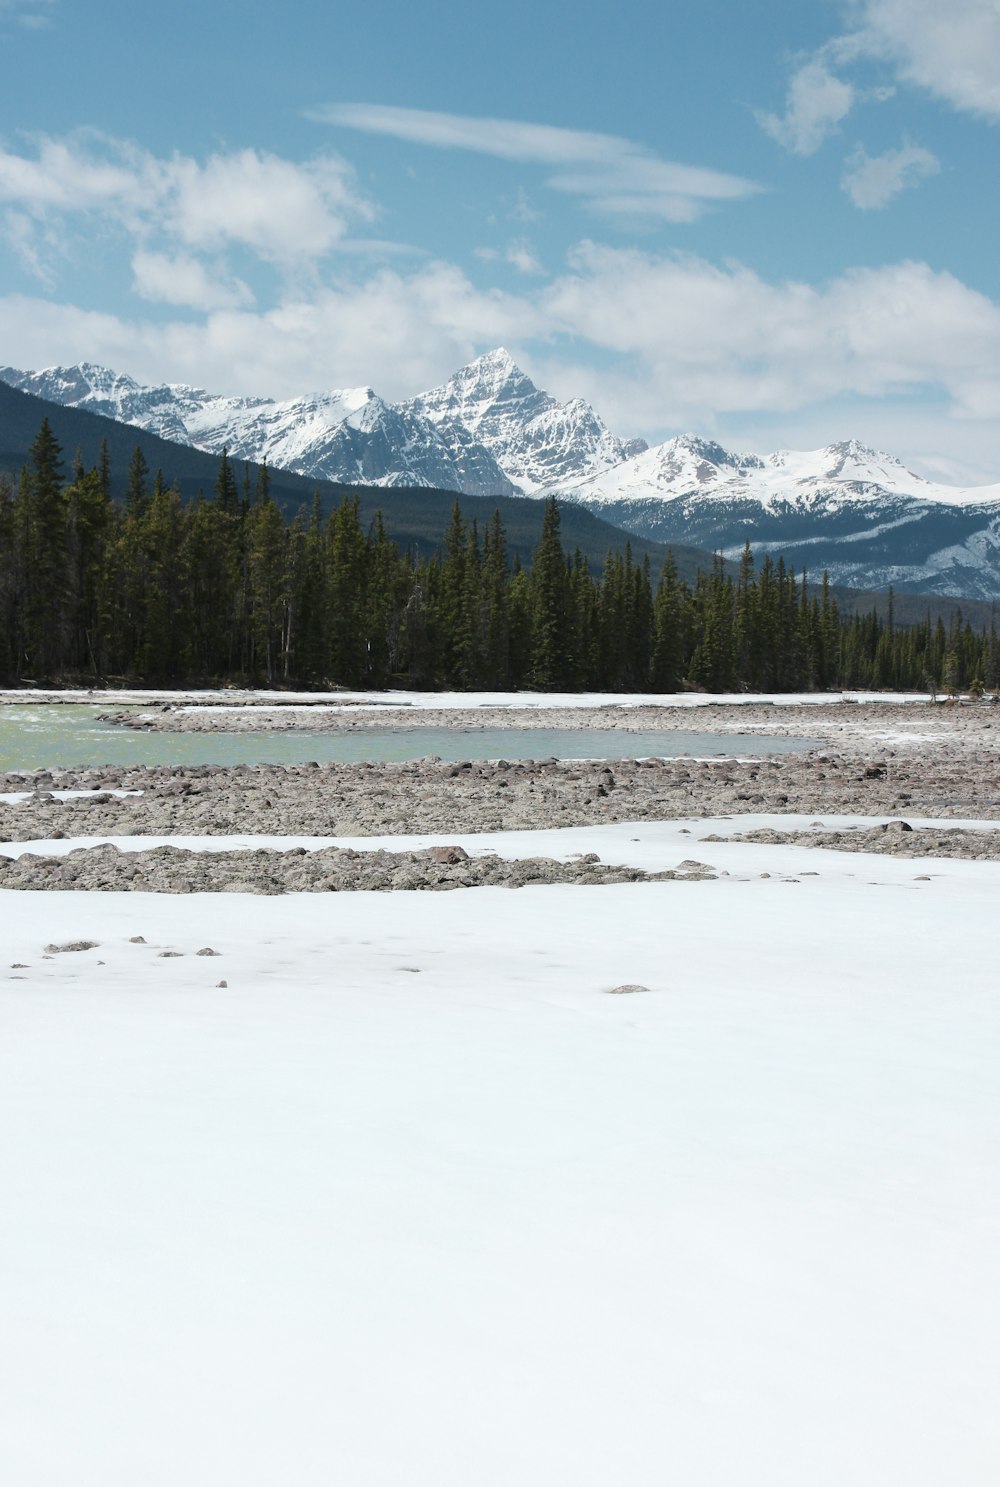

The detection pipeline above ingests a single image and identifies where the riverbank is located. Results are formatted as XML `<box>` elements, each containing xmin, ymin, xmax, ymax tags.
<box><xmin>4</xmin><ymin>692</ymin><xmax>999</xmax><ymax>1484</ymax></box>
<box><xmin>2</xmin><ymin>694</ymin><xmax>998</xmax><ymax>888</ymax></box>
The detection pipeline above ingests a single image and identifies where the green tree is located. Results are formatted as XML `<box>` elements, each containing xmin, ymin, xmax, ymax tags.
<box><xmin>528</xmin><ymin>496</ymin><xmax>570</xmax><ymax>689</ymax></box>
<box><xmin>22</xmin><ymin>419</ymin><xmax>68</xmax><ymax>677</ymax></box>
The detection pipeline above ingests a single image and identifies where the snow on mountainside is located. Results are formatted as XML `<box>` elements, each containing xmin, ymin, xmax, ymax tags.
<box><xmin>405</xmin><ymin>347</ymin><xmax>645</xmax><ymax>494</ymax></box>
<box><xmin>547</xmin><ymin>433</ymin><xmax>1000</xmax><ymax>512</ymax></box>
<box><xmin>0</xmin><ymin>363</ymin><xmax>519</xmax><ymax>497</ymax></box>
<box><xmin>545</xmin><ymin>435</ymin><xmax>1000</xmax><ymax>598</ymax></box>
<box><xmin>5</xmin><ymin>354</ymin><xmax>1000</xmax><ymax>596</ymax></box>
<box><xmin>0</xmin><ymin>350</ymin><xmax>639</xmax><ymax>497</ymax></box>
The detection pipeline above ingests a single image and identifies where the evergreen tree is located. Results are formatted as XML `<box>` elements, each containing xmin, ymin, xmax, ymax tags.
<box><xmin>125</xmin><ymin>446</ymin><xmax>150</xmax><ymax>518</ymax></box>
<box><xmin>247</xmin><ymin>491</ymin><xmax>288</xmax><ymax>683</ymax></box>
<box><xmin>22</xmin><ymin>418</ymin><xmax>68</xmax><ymax>677</ymax></box>
<box><xmin>650</xmin><ymin>553</ymin><xmax>685</xmax><ymax>692</ymax></box>
<box><xmin>529</xmin><ymin>497</ymin><xmax>570</xmax><ymax>688</ymax></box>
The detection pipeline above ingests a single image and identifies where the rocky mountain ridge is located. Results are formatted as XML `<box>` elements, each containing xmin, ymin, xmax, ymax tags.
<box><xmin>545</xmin><ymin>434</ymin><xmax>1000</xmax><ymax>598</ymax></box>
<box><xmin>4</xmin><ymin>352</ymin><xmax>1000</xmax><ymax>597</ymax></box>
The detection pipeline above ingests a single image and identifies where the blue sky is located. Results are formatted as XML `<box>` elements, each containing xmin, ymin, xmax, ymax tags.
<box><xmin>2</xmin><ymin>0</ymin><xmax>1000</xmax><ymax>481</ymax></box>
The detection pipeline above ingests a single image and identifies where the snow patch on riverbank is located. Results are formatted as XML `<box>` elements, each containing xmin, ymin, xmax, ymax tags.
<box><xmin>2</xmin><ymin>849</ymin><xmax>999</xmax><ymax>1485</ymax></box>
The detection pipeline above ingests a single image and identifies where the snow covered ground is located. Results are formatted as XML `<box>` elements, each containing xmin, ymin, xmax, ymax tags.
<box><xmin>2</xmin><ymin>821</ymin><xmax>999</xmax><ymax>1485</ymax></box>
<box><xmin>180</xmin><ymin>688</ymin><xmax>934</xmax><ymax>713</ymax></box>
<box><xmin>3</xmin><ymin>811</ymin><xmax>1000</xmax><ymax>866</ymax></box>
<box><xmin>0</xmin><ymin>686</ymin><xmax>936</xmax><ymax>710</ymax></box>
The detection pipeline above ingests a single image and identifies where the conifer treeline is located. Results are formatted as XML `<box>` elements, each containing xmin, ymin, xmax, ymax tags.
<box><xmin>0</xmin><ymin>418</ymin><xmax>995</xmax><ymax>692</ymax></box>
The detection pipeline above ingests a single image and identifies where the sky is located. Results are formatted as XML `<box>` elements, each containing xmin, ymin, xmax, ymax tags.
<box><xmin>1</xmin><ymin>0</ymin><xmax>999</xmax><ymax>482</ymax></box>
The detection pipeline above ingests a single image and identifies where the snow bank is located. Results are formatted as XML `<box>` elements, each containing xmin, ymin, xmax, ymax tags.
<box><xmin>2</xmin><ymin>865</ymin><xmax>998</xmax><ymax>1485</ymax></box>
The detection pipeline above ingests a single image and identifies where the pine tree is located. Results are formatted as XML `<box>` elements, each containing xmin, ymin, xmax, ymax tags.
<box><xmin>125</xmin><ymin>446</ymin><xmax>150</xmax><ymax>519</ymax></box>
<box><xmin>650</xmin><ymin>553</ymin><xmax>685</xmax><ymax>692</ymax></box>
<box><xmin>480</xmin><ymin>510</ymin><xmax>511</xmax><ymax>688</ymax></box>
<box><xmin>327</xmin><ymin>497</ymin><xmax>368</xmax><ymax>685</ymax></box>
<box><xmin>22</xmin><ymin>418</ymin><xmax>68</xmax><ymax>677</ymax></box>
<box><xmin>248</xmin><ymin>491</ymin><xmax>288</xmax><ymax>682</ymax></box>
<box><xmin>65</xmin><ymin>464</ymin><xmax>113</xmax><ymax>674</ymax></box>
<box><xmin>529</xmin><ymin>496</ymin><xmax>570</xmax><ymax>689</ymax></box>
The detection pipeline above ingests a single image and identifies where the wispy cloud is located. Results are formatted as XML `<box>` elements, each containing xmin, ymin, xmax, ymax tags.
<box><xmin>756</xmin><ymin>59</ymin><xmax>856</xmax><ymax>155</ymax></box>
<box><xmin>841</xmin><ymin>141</ymin><xmax>940</xmax><ymax>207</ymax></box>
<box><xmin>0</xmin><ymin>0</ymin><xmax>57</xmax><ymax>29</ymax></box>
<box><xmin>310</xmin><ymin>103</ymin><xmax>763</xmax><ymax>223</ymax></box>
<box><xmin>475</xmin><ymin>239</ymin><xmax>544</xmax><ymax>275</ymax></box>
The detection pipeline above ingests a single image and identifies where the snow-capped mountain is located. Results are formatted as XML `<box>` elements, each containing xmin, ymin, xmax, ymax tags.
<box><xmin>0</xmin><ymin>349</ymin><xmax>639</xmax><ymax>498</ymax></box>
<box><xmin>546</xmin><ymin>435</ymin><xmax>1000</xmax><ymax>597</ymax></box>
<box><xmin>5</xmin><ymin>355</ymin><xmax>1000</xmax><ymax>596</ymax></box>
<box><xmin>404</xmin><ymin>347</ymin><xmax>644</xmax><ymax>493</ymax></box>
<box><xmin>0</xmin><ymin>363</ymin><xmax>519</xmax><ymax>497</ymax></box>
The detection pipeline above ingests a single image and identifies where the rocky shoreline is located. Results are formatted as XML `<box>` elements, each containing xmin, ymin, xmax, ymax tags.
<box><xmin>0</xmin><ymin>842</ymin><xmax>722</xmax><ymax>894</ymax></box>
<box><xmin>94</xmin><ymin>696</ymin><xmax>986</xmax><ymax>742</ymax></box>
<box><xmin>3</xmin><ymin>698</ymin><xmax>1000</xmax><ymax>890</ymax></box>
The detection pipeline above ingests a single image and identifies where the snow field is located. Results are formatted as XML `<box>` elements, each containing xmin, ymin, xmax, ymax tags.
<box><xmin>2</xmin><ymin>854</ymin><xmax>999</xmax><ymax>1485</ymax></box>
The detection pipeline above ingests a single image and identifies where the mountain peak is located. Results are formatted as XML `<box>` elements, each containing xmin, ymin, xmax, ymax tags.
<box><xmin>474</xmin><ymin>344</ymin><xmax>515</xmax><ymax>367</ymax></box>
<box><xmin>447</xmin><ymin>346</ymin><xmax>539</xmax><ymax>397</ymax></box>
<box><xmin>464</xmin><ymin>346</ymin><xmax>521</xmax><ymax>376</ymax></box>
<box><xmin>405</xmin><ymin>350</ymin><xmax>636</xmax><ymax>494</ymax></box>
<box><xmin>826</xmin><ymin>437</ymin><xmax>893</xmax><ymax>463</ymax></box>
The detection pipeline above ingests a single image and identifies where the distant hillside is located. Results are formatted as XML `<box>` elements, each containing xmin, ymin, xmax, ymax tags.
<box><xmin>2</xmin><ymin>378</ymin><xmax>997</xmax><ymax>632</ymax></box>
<box><xmin>0</xmin><ymin>380</ymin><xmax>713</xmax><ymax>582</ymax></box>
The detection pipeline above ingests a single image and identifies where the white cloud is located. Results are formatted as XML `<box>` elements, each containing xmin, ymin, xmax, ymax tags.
<box><xmin>505</xmin><ymin>241</ymin><xmax>543</xmax><ymax>275</ymax></box>
<box><xmin>756</xmin><ymin>61</ymin><xmax>856</xmax><ymax>155</ymax></box>
<box><xmin>4</xmin><ymin>246</ymin><xmax>1000</xmax><ymax>440</ymax></box>
<box><xmin>539</xmin><ymin>245</ymin><xmax>1000</xmax><ymax>423</ymax></box>
<box><xmin>131</xmin><ymin>250</ymin><xmax>255</xmax><ymax>312</ymax></box>
<box><xmin>841</xmin><ymin>141</ymin><xmax>940</xmax><ymax>207</ymax></box>
<box><xmin>0</xmin><ymin>132</ymin><xmax>374</xmax><ymax>283</ymax></box>
<box><xmin>161</xmin><ymin>149</ymin><xmax>370</xmax><ymax>263</ymax></box>
<box><xmin>853</xmin><ymin>0</ymin><xmax>1000</xmax><ymax>119</ymax></box>
<box><xmin>1</xmin><ymin>208</ymin><xmax>57</xmax><ymax>284</ymax></box>
<box><xmin>0</xmin><ymin>135</ymin><xmax>138</xmax><ymax>213</ymax></box>
<box><xmin>312</xmin><ymin>103</ymin><xmax>762</xmax><ymax>222</ymax></box>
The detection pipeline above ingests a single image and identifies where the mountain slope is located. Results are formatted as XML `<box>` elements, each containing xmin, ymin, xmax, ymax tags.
<box><xmin>0</xmin><ymin>363</ymin><xmax>518</xmax><ymax>499</ymax></box>
<box><xmin>1</xmin><ymin>349</ymin><xmax>643</xmax><ymax>500</ymax></box>
<box><xmin>0</xmin><ymin>379</ymin><xmax>714</xmax><ymax>582</ymax></box>
<box><xmin>6</xmin><ymin>354</ymin><xmax>1000</xmax><ymax>598</ymax></box>
<box><xmin>546</xmin><ymin>436</ymin><xmax>1000</xmax><ymax>598</ymax></box>
<box><xmin>405</xmin><ymin>347</ymin><xmax>643</xmax><ymax>493</ymax></box>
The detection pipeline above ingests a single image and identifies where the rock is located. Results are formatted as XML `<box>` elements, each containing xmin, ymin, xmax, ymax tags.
<box><xmin>216</xmin><ymin>980</ymin><xmax>228</xmax><ymax>987</ymax></box>
<box><xmin>606</xmin><ymin>983</ymin><xmax>652</xmax><ymax>995</ymax></box>
<box><xmin>427</xmin><ymin>845</ymin><xmax>470</xmax><ymax>864</ymax></box>
<box><xmin>158</xmin><ymin>951</ymin><xmax>182</xmax><ymax>958</ymax></box>
<box><xmin>128</xmin><ymin>935</ymin><xmax>146</xmax><ymax>943</ymax></box>
<box><xmin>196</xmin><ymin>947</ymin><xmax>220</xmax><ymax>956</ymax></box>
<box><xmin>43</xmin><ymin>940</ymin><xmax>98</xmax><ymax>953</ymax></box>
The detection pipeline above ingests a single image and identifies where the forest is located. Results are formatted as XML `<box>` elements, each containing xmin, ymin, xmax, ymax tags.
<box><xmin>0</xmin><ymin>418</ymin><xmax>994</xmax><ymax>694</ymax></box>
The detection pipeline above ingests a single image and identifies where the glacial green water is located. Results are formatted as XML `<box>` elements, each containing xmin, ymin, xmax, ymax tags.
<box><xmin>0</xmin><ymin>704</ymin><xmax>819</xmax><ymax>772</ymax></box>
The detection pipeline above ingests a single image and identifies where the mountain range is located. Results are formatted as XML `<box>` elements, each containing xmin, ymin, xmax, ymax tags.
<box><xmin>4</xmin><ymin>349</ymin><xmax>1000</xmax><ymax>599</ymax></box>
